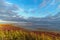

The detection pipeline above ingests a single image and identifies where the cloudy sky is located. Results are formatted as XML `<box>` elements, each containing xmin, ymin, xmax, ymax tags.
<box><xmin>0</xmin><ymin>0</ymin><xmax>60</xmax><ymax>22</ymax></box>
<box><xmin>6</xmin><ymin>0</ymin><xmax>60</xmax><ymax>17</ymax></box>
<box><xmin>0</xmin><ymin>0</ymin><xmax>60</xmax><ymax>21</ymax></box>
<box><xmin>0</xmin><ymin>0</ymin><xmax>60</xmax><ymax>30</ymax></box>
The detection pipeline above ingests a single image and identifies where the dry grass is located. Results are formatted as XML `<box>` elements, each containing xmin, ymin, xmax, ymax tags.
<box><xmin>0</xmin><ymin>24</ymin><xmax>60</xmax><ymax>40</ymax></box>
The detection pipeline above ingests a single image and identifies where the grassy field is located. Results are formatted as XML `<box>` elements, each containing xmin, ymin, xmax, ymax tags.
<box><xmin>0</xmin><ymin>24</ymin><xmax>60</xmax><ymax>40</ymax></box>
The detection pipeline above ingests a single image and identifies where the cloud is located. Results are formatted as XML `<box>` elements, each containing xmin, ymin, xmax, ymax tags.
<box><xmin>39</xmin><ymin>0</ymin><xmax>51</xmax><ymax>8</ymax></box>
<box><xmin>38</xmin><ymin>0</ymin><xmax>59</xmax><ymax>9</ymax></box>
<box><xmin>0</xmin><ymin>0</ymin><xmax>26</xmax><ymax>22</ymax></box>
<box><xmin>26</xmin><ymin>13</ymin><xmax>60</xmax><ymax>30</ymax></box>
<box><xmin>0</xmin><ymin>0</ymin><xmax>60</xmax><ymax>30</ymax></box>
<box><xmin>58</xmin><ymin>5</ymin><xmax>60</xmax><ymax>9</ymax></box>
<box><xmin>28</xmin><ymin>8</ymin><xmax>35</xmax><ymax>13</ymax></box>
<box><xmin>50</xmin><ymin>0</ymin><xmax>56</xmax><ymax>5</ymax></box>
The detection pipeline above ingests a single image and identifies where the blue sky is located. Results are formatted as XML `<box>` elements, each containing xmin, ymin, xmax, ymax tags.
<box><xmin>5</xmin><ymin>0</ymin><xmax>60</xmax><ymax>18</ymax></box>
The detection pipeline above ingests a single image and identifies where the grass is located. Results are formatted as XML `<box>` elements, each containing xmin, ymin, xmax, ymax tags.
<box><xmin>0</xmin><ymin>24</ymin><xmax>60</xmax><ymax>40</ymax></box>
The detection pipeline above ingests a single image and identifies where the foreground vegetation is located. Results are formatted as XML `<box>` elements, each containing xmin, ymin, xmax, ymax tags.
<box><xmin>0</xmin><ymin>24</ymin><xmax>60</xmax><ymax>40</ymax></box>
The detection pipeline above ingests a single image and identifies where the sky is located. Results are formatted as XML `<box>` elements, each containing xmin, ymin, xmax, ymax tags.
<box><xmin>0</xmin><ymin>0</ymin><xmax>60</xmax><ymax>30</ymax></box>
<box><xmin>5</xmin><ymin>0</ymin><xmax>60</xmax><ymax>18</ymax></box>
<box><xmin>0</xmin><ymin>0</ymin><xmax>60</xmax><ymax>22</ymax></box>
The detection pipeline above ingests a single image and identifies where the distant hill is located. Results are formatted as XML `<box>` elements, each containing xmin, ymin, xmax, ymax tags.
<box><xmin>0</xmin><ymin>24</ymin><xmax>25</xmax><ymax>31</ymax></box>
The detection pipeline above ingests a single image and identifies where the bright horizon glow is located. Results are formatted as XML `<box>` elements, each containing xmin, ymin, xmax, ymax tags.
<box><xmin>0</xmin><ymin>20</ymin><xmax>18</xmax><ymax>23</ymax></box>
